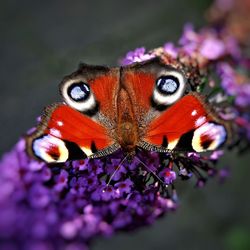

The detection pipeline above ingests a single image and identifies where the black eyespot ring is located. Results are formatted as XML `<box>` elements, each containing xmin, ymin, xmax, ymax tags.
<box><xmin>156</xmin><ymin>76</ymin><xmax>179</xmax><ymax>95</ymax></box>
<box><xmin>67</xmin><ymin>82</ymin><xmax>90</xmax><ymax>102</ymax></box>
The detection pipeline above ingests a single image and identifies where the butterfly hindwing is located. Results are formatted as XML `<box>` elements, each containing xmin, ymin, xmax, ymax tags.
<box><xmin>26</xmin><ymin>103</ymin><xmax>119</xmax><ymax>163</ymax></box>
<box><xmin>140</xmin><ymin>93</ymin><xmax>228</xmax><ymax>153</ymax></box>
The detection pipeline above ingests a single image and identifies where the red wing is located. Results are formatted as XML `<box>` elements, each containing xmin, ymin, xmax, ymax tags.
<box><xmin>26</xmin><ymin>104</ymin><xmax>119</xmax><ymax>163</ymax></box>
<box><xmin>90</xmin><ymin>74</ymin><xmax>119</xmax><ymax>119</ymax></box>
<box><xmin>141</xmin><ymin>94</ymin><xmax>228</xmax><ymax>152</ymax></box>
<box><xmin>123</xmin><ymin>71</ymin><xmax>155</xmax><ymax>114</ymax></box>
<box><xmin>60</xmin><ymin>64</ymin><xmax>120</xmax><ymax>121</ymax></box>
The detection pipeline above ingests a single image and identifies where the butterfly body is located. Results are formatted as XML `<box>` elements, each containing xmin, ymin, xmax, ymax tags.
<box><xmin>115</xmin><ymin>88</ymin><xmax>138</xmax><ymax>154</ymax></box>
<box><xmin>26</xmin><ymin>57</ymin><xmax>230</xmax><ymax>163</ymax></box>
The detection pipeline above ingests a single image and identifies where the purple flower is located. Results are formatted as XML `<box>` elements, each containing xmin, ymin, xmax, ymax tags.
<box><xmin>187</xmin><ymin>152</ymin><xmax>201</xmax><ymax>161</ymax></box>
<box><xmin>196</xmin><ymin>178</ymin><xmax>206</xmax><ymax>188</ymax></box>
<box><xmin>163</xmin><ymin>42</ymin><xmax>178</xmax><ymax>58</ymax></box>
<box><xmin>112</xmin><ymin>212</ymin><xmax>132</xmax><ymax>229</ymax></box>
<box><xmin>72</xmin><ymin>159</ymin><xmax>89</xmax><ymax>171</ymax></box>
<box><xmin>120</xmin><ymin>47</ymin><xmax>155</xmax><ymax>66</ymax></box>
<box><xmin>91</xmin><ymin>182</ymin><xmax>117</xmax><ymax>201</ymax></box>
<box><xmin>60</xmin><ymin>218</ymin><xmax>81</xmax><ymax>240</ymax></box>
<box><xmin>87</xmin><ymin>159</ymin><xmax>104</xmax><ymax>174</ymax></box>
<box><xmin>106</xmin><ymin>158</ymin><xmax>127</xmax><ymax>181</ymax></box>
<box><xmin>54</xmin><ymin>169</ymin><xmax>69</xmax><ymax>192</ymax></box>
<box><xmin>100</xmin><ymin>185</ymin><xmax>119</xmax><ymax>201</ymax></box>
<box><xmin>82</xmin><ymin>174</ymin><xmax>99</xmax><ymax>192</ymax></box>
<box><xmin>217</xmin><ymin>62</ymin><xmax>250</xmax><ymax>107</ymax></box>
<box><xmin>218</xmin><ymin>167</ymin><xmax>230</xmax><ymax>183</ymax></box>
<box><xmin>115</xmin><ymin>179</ymin><xmax>133</xmax><ymax>195</ymax></box>
<box><xmin>217</xmin><ymin>62</ymin><xmax>237</xmax><ymax>95</ymax></box>
<box><xmin>209</xmin><ymin>150</ymin><xmax>224</xmax><ymax>160</ymax></box>
<box><xmin>199</xmin><ymin>37</ymin><xmax>226</xmax><ymax>60</ymax></box>
<box><xmin>156</xmin><ymin>196</ymin><xmax>178</xmax><ymax>211</ymax></box>
<box><xmin>178</xmin><ymin>24</ymin><xmax>241</xmax><ymax>62</ymax></box>
<box><xmin>29</xmin><ymin>184</ymin><xmax>50</xmax><ymax>208</ymax></box>
<box><xmin>179</xmin><ymin>23</ymin><xmax>198</xmax><ymax>46</ymax></box>
<box><xmin>159</xmin><ymin>168</ymin><xmax>176</xmax><ymax>185</ymax></box>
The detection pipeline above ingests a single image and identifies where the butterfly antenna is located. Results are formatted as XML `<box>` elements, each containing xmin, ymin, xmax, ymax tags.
<box><xmin>135</xmin><ymin>156</ymin><xmax>167</xmax><ymax>187</ymax></box>
<box><xmin>106</xmin><ymin>155</ymin><xmax>129</xmax><ymax>186</ymax></box>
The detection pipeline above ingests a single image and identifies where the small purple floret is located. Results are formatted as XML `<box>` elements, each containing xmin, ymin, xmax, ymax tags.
<box><xmin>120</xmin><ymin>47</ymin><xmax>155</xmax><ymax>66</ymax></box>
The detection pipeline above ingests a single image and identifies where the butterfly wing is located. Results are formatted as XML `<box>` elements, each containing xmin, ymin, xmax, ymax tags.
<box><xmin>140</xmin><ymin>93</ymin><xmax>228</xmax><ymax>152</ymax></box>
<box><xmin>26</xmin><ymin>64</ymin><xmax>120</xmax><ymax>163</ymax></box>
<box><xmin>122</xmin><ymin>58</ymin><xmax>229</xmax><ymax>153</ymax></box>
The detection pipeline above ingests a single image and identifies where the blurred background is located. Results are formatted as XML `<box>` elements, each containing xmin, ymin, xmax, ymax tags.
<box><xmin>0</xmin><ymin>0</ymin><xmax>249</xmax><ymax>249</ymax></box>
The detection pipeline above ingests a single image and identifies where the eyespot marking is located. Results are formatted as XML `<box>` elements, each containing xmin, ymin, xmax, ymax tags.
<box><xmin>32</xmin><ymin>135</ymin><xmax>69</xmax><ymax>163</ymax></box>
<box><xmin>60</xmin><ymin>79</ymin><xmax>98</xmax><ymax>115</ymax></box>
<box><xmin>152</xmin><ymin>70</ymin><xmax>186</xmax><ymax>109</ymax></box>
<box><xmin>67</xmin><ymin>82</ymin><xmax>90</xmax><ymax>102</ymax></box>
<box><xmin>156</xmin><ymin>76</ymin><xmax>179</xmax><ymax>95</ymax></box>
<box><xmin>192</xmin><ymin>122</ymin><xmax>227</xmax><ymax>152</ymax></box>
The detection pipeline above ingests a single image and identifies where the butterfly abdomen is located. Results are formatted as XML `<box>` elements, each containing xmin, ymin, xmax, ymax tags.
<box><xmin>117</xmin><ymin>121</ymin><xmax>138</xmax><ymax>153</ymax></box>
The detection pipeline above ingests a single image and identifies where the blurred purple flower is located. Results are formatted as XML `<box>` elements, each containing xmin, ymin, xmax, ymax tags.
<box><xmin>159</xmin><ymin>168</ymin><xmax>176</xmax><ymax>185</ymax></box>
<box><xmin>163</xmin><ymin>42</ymin><xmax>178</xmax><ymax>58</ymax></box>
<box><xmin>115</xmin><ymin>179</ymin><xmax>133</xmax><ymax>195</ymax></box>
<box><xmin>199</xmin><ymin>37</ymin><xmax>226</xmax><ymax>60</ymax></box>
<box><xmin>120</xmin><ymin>47</ymin><xmax>155</xmax><ymax>66</ymax></box>
<box><xmin>218</xmin><ymin>167</ymin><xmax>230</xmax><ymax>184</ymax></box>
<box><xmin>179</xmin><ymin>24</ymin><xmax>241</xmax><ymax>61</ymax></box>
<box><xmin>29</xmin><ymin>184</ymin><xmax>51</xmax><ymax>208</ymax></box>
<box><xmin>209</xmin><ymin>150</ymin><xmax>224</xmax><ymax>160</ymax></box>
<box><xmin>106</xmin><ymin>158</ymin><xmax>127</xmax><ymax>181</ymax></box>
<box><xmin>179</xmin><ymin>23</ymin><xmax>198</xmax><ymax>46</ymax></box>
<box><xmin>54</xmin><ymin>169</ymin><xmax>69</xmax><ymax>192</ymax></box>
<box><xmin>217</xmin><ymin>62</ymin><xmax>250</xmax><ymax>107</ymax></box>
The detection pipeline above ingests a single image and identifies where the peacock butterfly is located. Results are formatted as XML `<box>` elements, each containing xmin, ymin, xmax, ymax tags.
<box><xmin>26</xmin><ymin>57</ymin><xmax>230</xmax><ymax>163</ymax></box>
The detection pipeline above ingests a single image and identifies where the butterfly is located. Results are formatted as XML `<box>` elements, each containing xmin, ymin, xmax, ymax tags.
<box><xmin>26</xmin><ymin>57</ymin><xmax>229</xmax><ymax>163</ymax></box>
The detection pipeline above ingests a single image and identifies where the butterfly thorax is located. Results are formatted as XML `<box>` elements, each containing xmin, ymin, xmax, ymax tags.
<box><xmin>116</xmin><ymin>88</ymin><xmax>139</xmax><ymax>154</ymax></box>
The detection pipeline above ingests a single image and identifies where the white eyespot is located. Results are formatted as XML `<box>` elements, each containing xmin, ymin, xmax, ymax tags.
<box><xmin>152</xmin><ymin>70</ymin><xmax>186</xmax><ymax>106</ymax></box>
<box><xmin>33</xmin><ymin>135</ymin><xmax>69</xmax><ymax>163</ymax></box>
<box><xmin>192</xmin><ymin>122</ymin><xmax>227</xmax><ymax>152</ymax></box>
<box><xmin>60</xmin><ymin>79</ymin><xmax>97</xmax><ymax>113</ymax></box>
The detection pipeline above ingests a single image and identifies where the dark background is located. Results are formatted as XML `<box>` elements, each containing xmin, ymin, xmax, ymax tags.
<box><xmin>0</xmin><ymin>0</ymin><xmax>249</xmax><ymax>249</ymax></box>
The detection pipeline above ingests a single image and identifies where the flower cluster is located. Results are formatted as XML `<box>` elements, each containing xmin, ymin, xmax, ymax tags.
<box><xmin>121</xmin><ymin>24</ymin><xmax>240</xmax><ymax>68</ymax></box>
<box><xmin>120</xmin><ymin>47</ymin><xmax>156</xmax><ymax>66</ymax></box>
<box><xmin>0</xmin><ymin>137</ymin><xmax>228</xmax><ymax>249</ymax></box>
<box><xmin>217</xmin><ymin>62</ymin><xmax>250</xmax><ymax>108</ymax></box>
